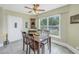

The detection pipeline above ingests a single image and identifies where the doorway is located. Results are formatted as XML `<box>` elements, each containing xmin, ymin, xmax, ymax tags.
<box><xmin>8</xmin><ymin>16</ymin><xmax>23</xmax><ymax>42</ymax></box>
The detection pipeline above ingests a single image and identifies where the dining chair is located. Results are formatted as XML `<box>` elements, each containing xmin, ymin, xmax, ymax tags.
<box><xmin>22</xmin><ymin>32</ymin><xmax>29</xmax><ymax>54</ymax></box>
<box><xmin>28</xmin><ymin>34</ymin><xmax>45</xmax><ymax>54</ymax></box>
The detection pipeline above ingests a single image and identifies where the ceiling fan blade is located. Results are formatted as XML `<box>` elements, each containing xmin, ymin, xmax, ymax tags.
<box><xmin>37</xmin><ymin>9</ymin><xmax>45</xmax><ymax>11</ymax></box>
<box><xmin>28</xmin><ymin>11</ymin><xmax>32</xmax><ymax>13</ymax></box>
<box><xmin>25</xmin><ymin>6</ymin><xmax>32</xmax><ymax>9</ymax></box>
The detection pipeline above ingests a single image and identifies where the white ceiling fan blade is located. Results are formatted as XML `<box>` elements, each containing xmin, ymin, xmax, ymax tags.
<box><xmin>37</xmin><ymin>9</ymin><xmax>45</xmax><ymax>11</ymax></box>
<box><xmin>25</xmin><ymin>6</ymin><xmax>32</xmax><ymax>9</ymax></box>
<box><xmin>28</xmin><ymin>11</ymin><xmax>32</xmax><ymax>13</ymax></box>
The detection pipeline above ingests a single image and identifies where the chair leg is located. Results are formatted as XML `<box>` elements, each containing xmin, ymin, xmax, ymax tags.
<box><xmin>34</xmin><ymin>50</ymin><xmax>36</xmax><ymax>54</ymax></box>
<box><xmin>26</xmin><ymin>45</ymin><xmax>28</xmax><ymax>54</ymax></box>
<box><xmin>23</xmin><ymin>42</ymin><xmax>25</xmax><ymax>51</ymax></box>
<box><xmin>29</xmin><ymin>46</ymin><xmax>31</xmax><ymax>54</ymax></box>
<box><xmin>29</xmin><ymin>46</ymin><xmax>36</xmax><ymax>54</ymax></box>
<box><xmin>37</xmin><ymin>49</ymin><xmax>40</xmax><ymax>54</ymax></box>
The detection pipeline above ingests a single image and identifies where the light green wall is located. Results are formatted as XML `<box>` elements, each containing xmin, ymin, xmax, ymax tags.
<box><xmin>68</xmin><ymin>5</ymin><xmax>79</xmax><ymax>48</ymax></box>
<box><xmin>0</xmin><ymin>7</ymin><xmax>5</xmax><ymax>41</ymax></box>
<box><xmin>0</xmin><ymin>7</ymin><xmax>3</xmax><ymax>33</ymax></box>
<box><xmin>37</xmin><ymin>5</ymin><xmax>79</xmax><ymax>48</ymax></box>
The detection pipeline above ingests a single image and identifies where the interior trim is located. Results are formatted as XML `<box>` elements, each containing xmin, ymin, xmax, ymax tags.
<box><xmin>52</xmin><ymin>39</ymin><xmax>79</xmax><ymax>54</ymax></box>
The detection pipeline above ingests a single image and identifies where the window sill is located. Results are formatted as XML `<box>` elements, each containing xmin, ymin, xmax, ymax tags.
<box><xmin>49</xmin><ymin>34</ymin><xmax>61</xmax><ymax>39</ymax></box>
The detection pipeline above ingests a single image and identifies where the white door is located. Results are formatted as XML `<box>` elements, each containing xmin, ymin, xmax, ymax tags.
<box><xmin>8</xmin><ymin>16</ymin><xmax>23</xmax><ymax>42</ymax></box>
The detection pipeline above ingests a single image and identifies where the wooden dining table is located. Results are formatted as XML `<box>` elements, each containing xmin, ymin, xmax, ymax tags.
<box><xmin>28</xmin><ymin>32</ymin><xmax>51</xmax><ymax>54</ymax></box>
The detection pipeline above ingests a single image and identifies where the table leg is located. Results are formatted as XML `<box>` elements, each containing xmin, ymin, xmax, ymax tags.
<box><xmin>37</xmin><ymin>49</ymin><xmax>39</xmax><ymax>54</ymax></box>
<box><xmin>48</xmin><ymin>37</ymin><xmax>51</xmax><ymax>54</ymax></box>
<box><xmin>37</xmin><ymin>43</ymin><xmax>40</xmax><ymax>54</ymax></box>
<box><xmin>42</xmin><ymin>44</ymin><xmax>45</xmax><ymax>54</ymax></box>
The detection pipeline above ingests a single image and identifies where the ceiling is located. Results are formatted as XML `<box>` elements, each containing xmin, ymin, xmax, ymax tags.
<box><xmin>0</xmin><ymin>4</ymin><xmax>67</xmax><ymax>15</ymax></box>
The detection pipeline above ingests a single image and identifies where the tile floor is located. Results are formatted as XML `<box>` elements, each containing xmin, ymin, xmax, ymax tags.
<box><xmin>0</xmin><ymin>40</ymin><xmax>74</xmax><ymax>54</ymax></box>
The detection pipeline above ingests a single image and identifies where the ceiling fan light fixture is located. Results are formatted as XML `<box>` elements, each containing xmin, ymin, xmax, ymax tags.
<box><xmin>33</xmin><ymin>4</ymin><xmax>39</xmax><ymax>7</ymax></box>
<box><xmin>25</xmin><ymin>4</ymin><xmax>45</xmax><ymax>15</ymax></box>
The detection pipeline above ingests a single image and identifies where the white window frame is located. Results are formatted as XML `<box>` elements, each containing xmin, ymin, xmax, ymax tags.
<box><xmin>39</xmin><ymin>14</ymin><xmax>61</xmax><ymax>39</ymax></box>
<box><xmin>49</xmin><ymin>14</ymin><xmax>61</xmax><ymax>39</ymax></box>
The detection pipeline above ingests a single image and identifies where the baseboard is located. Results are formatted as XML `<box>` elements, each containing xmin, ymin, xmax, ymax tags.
<box><xmin>9</xmin><ymin>39</ymin><xmax>22</xmax><ymax>43</ymax></box>
<box><xmin>52</xmin><ymin>39</ymin><xmax>79</xmax><ymax>54</ymax></box>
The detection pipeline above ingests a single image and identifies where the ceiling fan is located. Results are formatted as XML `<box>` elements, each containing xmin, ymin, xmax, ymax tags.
<box><xmin>25</xmin><ymin>4</ymin><xmax>45</xmax><ymax>14</ymax></box>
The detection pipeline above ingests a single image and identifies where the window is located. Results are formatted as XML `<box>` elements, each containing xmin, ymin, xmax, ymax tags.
<box><xmin>49</xmin><ymin>16</ymin><xmax>59</xmax><ymax>36</ymax></box>
<box><xmin>39</xmin><ymin>15</ymin><xmax>60</xmax><ymax>37</ymax></box>
<box><xmin>40</xmin><ymin>18</ymin><xmax>47</xmax><ymax>29</ymax></box>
